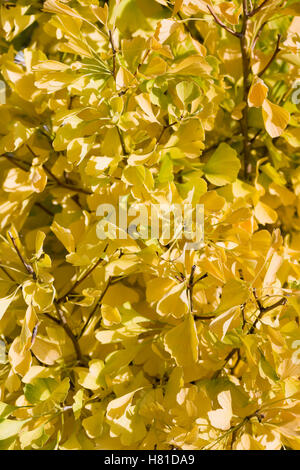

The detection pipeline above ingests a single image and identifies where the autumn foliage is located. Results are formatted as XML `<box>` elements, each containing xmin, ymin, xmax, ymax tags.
<box><xmin>0</xmin><ymin>0</ymin><xmax>300</xmax><ymax>450</ymax></box>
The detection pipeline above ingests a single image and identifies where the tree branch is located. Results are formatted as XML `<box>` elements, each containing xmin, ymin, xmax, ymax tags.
<box><xmin>8</xmin><ymin>228</ymin><xmax>84</xmax><ymax>363</ymax></box>
<box><xmin>207</xmin><ymin>5</ymin><xmax>241</xmax><ymax>38</ymax></box>
<box><xmin>108</xmin><ymin>29</ymin><xmax>116</xmax><ymax>80</ymax></box>
<box><xmin>249</xmin><ymin>0</ymin><xmax>271</xmax><ymax>17</ymax></box>
<box><xmin>8</xmin><ymin>231</ymin><xmax>36</xmax><ymax>280</ymax></box>
<box><xmin>239</xmin><ymin>1</ymin><xmax>251</xmax><ymax>177</ymax></box>
<box><xmin>78</xmin><ymin>277</ymin><xmax>112</xmax><ymax>339</ymax></box>
<box><xmin>248</xmin><ymin>296</ymin><xmax>287</xmax><ymax>334</ymax></box>
<box><xmin>57</xmin><ymin>245</ymin><xmax>108</xmax><ymax>304</ymax></box>
<box><xmin>0</xmin><ymin>265</ymin><xmax>16</xmax><ymax>283</ymax></box>
<box><xmin>54</xmin><ymin>302</ymin><xmax>83</xmax><ymax>362</ymax></box>
<box><xmin>26</xmin><ymin>144</ymin><xmax>92</xmax><ymax>195</ymax></box>
<box><xmin>258</xmin><ymin>34</ymin><xmax>281</xmax><ymax>77</ymax></box>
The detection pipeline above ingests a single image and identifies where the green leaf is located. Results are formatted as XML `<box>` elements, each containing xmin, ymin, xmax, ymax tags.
<box><xmin>0</xmin><ymin>402</ymin><xmax>17</xmax><ymax>419</ymax></box>
<box><xmin>24</xmin><ymin>378</ymin><xmax>58</xmax><ymax>404</ymax></box>
<box><xmin>0</xmin><ymin>419</ymin><xmax>28</xmax><ymax>440</ymax></box>
<box><xmin>20</xmin><ymin>425</ymin><xmax>49</xmax><ymax>449</ymax></box>
<box><xmin>176</xmin><ymin>81</ymin><xmax>199</xmax><ymax>105</ymax></box>
<box><xmin>203</xmin><ymin>143</ymin><xmax>241</xmax><ymax>186</ymax></box>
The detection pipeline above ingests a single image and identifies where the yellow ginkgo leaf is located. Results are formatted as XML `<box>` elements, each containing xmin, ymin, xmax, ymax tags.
<box><xmin>208</xmin><ymin>390</ymin><xmax>233</xmax><ymax>431</ymax></box>
<box><xmin>248</xmin><ymin>77</ymin><xmax>268</xmax><ymax>108</ymax></box>
<box><xmin>43</xmin><ymin>0</ymin><xmax>83</xmax><ymax>21</ymax></box>
<box><xmin>203</xmin><ymin>143</ymin><xmax>241</xmax><ymax>186</ymax></box>
<box><xmin>154</xmin><ymin>19</ymin><xmax>178</xmax><ymax>44</ymax></box>
<box><xmin>157</xmin><ymin>283</ymin><xmax>189</xmax><ymax>318</ymax></box>
<box><xmin>101</xmin><ymin>304</ymin><xmax>122</xmax><ymax>327</ymax></box>
<box><xmin>164</xmin><ymin>315</ymin><xmax>199</xmax><ymax>367</ymax></box>
<box><xmin>216</xmin><ymin>2</ymin><xmax>242</xmax><ymax>25</ymax></box>
<box><xmin>262</xmin><ymin>99</ymin><xmax>290</xmax><ymax>138</ymax></box>
<box><xmin>254</xmin><ymin>201</ymin><xmax>278</xmax><ymax>224</ymax></box>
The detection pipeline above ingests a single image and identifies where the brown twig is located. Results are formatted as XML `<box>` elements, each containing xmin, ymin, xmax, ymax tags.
<box><xmin>0</xmin><ymin>265</ymin><xmax>16</xmax><ymax>283</ymax></box>
<box><xmin>1</xmin><ymin>153</ymin><xmax>28</xmax><ymax>171</ymax></box>
<box><xmin>213</xmin><ymin>348</ymin><xmax>239</xmax><ymax>379</ymax></box>
<box><xmin>26</xmin><ymin>144</ymin><xmax>92</xmax><ymax>195</ymax></box>
<box><xmin>109</xmin><ymin>29</ymin><xmax>116</xmax><ymax>79</ymax></box>
<box><xmin>187</xmin><ymin>265</ymin><xmax>196</xmax><ymax>312</ymax></box>
<box><xmin>57</xmin><ymin>246</ymin><xmax>108</xmax><ymax>304</ymax></box>
<box><xmin>9</xmin><ymin>227</ymin><xmax>84</xmax><ymax>362</ymax></box>
<box><xmin>248</xmin><ymin>296</ymin><xmax>287</xmax><ymax>334</ymax></box>
<box><xmin>212</xmin><ymin>294</ymin><xmax>287</xmax><ymax>378</ymax></box>
<box><xmin>248</xmin><ymin>0</ymin><xmax>271</xmax><ymax>17</ymax></box>
<box><xmin>116</xmin><ymin>126</ymin><xmax>128</xmax><ymax>156</ymax></box>
<box><xmin>78</xmin><ymin>277</ymin><xmax>112</xmax><ymax>339</ymax></box>
<box><xmin>252</xmin><ymin>21</ymin><xmax>267</xmax><ymax>51</ymax></box>
<box><xmin>43</xmin><ymin>311</ymin><xmax>61</xmax><ymax>325</ymax></box>
<box><xmin>239</xmin><ymin>0</ymin><xmax>251</xmax><ymax>178</ymax></box>
<box><xmin>8</xmin><ymin>231</ymin><xmax>36</xmax><ymax>279</ymax></box>
<box><xmin>258</xmin><ymin>34</ymin><xmax>281</xmax><ymax>77</ymax></box>
<box><xmin>54</xmin><ymin>302</ymin><xmax>83</xmax><ymax>362</ymax></box>
<box><xmin>207</xmin><ymin>5</ymin><xmax>241</xmax><ymax>38</ymax></box>
<box><xmin>35</xmin><ymin>202</ymin><xmax>54</xmax><ymax>217</ymax></box>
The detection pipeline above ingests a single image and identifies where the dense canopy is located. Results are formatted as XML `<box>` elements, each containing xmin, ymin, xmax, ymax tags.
<box><xmin>0</xmin><ymin>0</ymin><xmax>300</xmax><ymax>450</ymax></box>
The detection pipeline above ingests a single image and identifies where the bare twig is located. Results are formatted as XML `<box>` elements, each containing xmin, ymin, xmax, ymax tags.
<box><xmin>258</xmin><ymin>34</ymin><xmax>281</xmax><ymax>77</ymax></box>
<box><xmin>248</xmin><ymin>296</ymin><xmax>287</xmax><ymax>334</ymax></box>
<box><xmin>54</xmin><ymin>302</ymin><xmax>83</xmax><ymax>362</ymax></box>
<box><xmin>249</xmin><ymin>0</ymin><xmax>271</xmax><ymax>17</ymax></box>
<box><xmin>35</xmin><ymin>202</ymin><xmax>54</xmax><ymax>217</ymax></box>
<box><xmin>187</xmin><ymin>265</ymin><xmax>196</xmax><ymax>312</ymax></box>
<box><xmin>239</xmin><ymin>0</ymin><xmax>251</xmax><ymax>177</ymax></box>
<box><xmin>212</xmin><ymin>294</ymin><xmax>287</xmax><ymax>378</ymax></box>
<box><xmin>8</xmin><ymin>231</ymin><xmax>36</xmax><ymax>280</ymax></box>
<box><xmin>0</xmin><ymin>265</ymin><xmax>16</xmax><ymax>283</ymax></box>
<box><xmin>207</xmin><ymin>5</ymin><xmax>241</xmax><ymax>38</ymax></box>
<box><xmin>108</xmin><ymin>29</ymin><xmax>116</xmax><ymax>79</ymax></box>
<box><xmin>26</xmin><ymin>144</ymin><xmax>92</xmax><ymax>195</ymax></box>
<box><xmin>252</xmin><ymin>21</ymin><xmax>267</xmax><ymax>51</ymax></box>
<box><xmin>78</xmin><ymin>277</ymin><xmax>112</xmax><ymax>338</ymax></box>
<box><xmin>57</xmin><ymin>245</ymin><xmax>108</xmax><ymax>304</ymax></box>
<box><xmin>116</xmin><ymin>126</ymin><xmax>128</xmax><ymax>156</ymax></box>
<box><xmin>213</xmin><ymin>348</ymin><xmax>239</xmax><ymax>379</ymax></box>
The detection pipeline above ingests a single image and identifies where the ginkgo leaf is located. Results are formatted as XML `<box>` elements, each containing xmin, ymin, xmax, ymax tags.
<box><xmin>0</xmin><ymin>419</ymin><xmax>28</xmax><ymax>441</ymax></box>
<box><xmin>168</xmin><ymin>55</ymin><xmax>212</xmax><ymax>75</ymax></box>
<box><xmin>164</xmin><ymin>315</ymin><xmax>199</xmax><ymax>367</ymax></box>
<box><xmin>254</xmin><ymin>201</ymin><xmax>278</xmax><ymax>224</ymax></box>
<box><xmin>203</xmin><ymin>143</ymin><xmax>241</xmax><ymax>185</ymax></box>
<box><xmin>208</xmin><ymin>390</ymin><xmax>232</xmax><ymax>431</ymax></box>
<box><xmin>0</xmin><ymin>289</ymin><xmax>19</xmax><ymax>321</ymax></box>
<box><xmin>262</xmin><ymin>99</ymin><xmax>290</xmax><ymax>138</ymax></box>
<box><xmin>173</xmin><ymin>0</ymin><xmax>183</xmax><ymax>16</ymax></box>
<box><xmin>248</xmin><ymin>77</ymin><xmax>268</xmax><ymax>108</ymax></box>
<box><xmin>43</xmin><ymin>0</ymin><xmax>83</xmax><ymax>21</ymax></box>
<box><xmin>0</xmin><ymin>0</ymin><xmax>299</xmax><ymax>452</ymax></box>
<box><xmin>154</xmin><ymin>19</ymin><xmax>178</xmax><ymax>44</ymax></box>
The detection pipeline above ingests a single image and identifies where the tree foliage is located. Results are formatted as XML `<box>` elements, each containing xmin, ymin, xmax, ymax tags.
<box><xmin>0</xmin><ymin>0</ymin><xmax>300</xmax><ymax>450</ymax></box>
